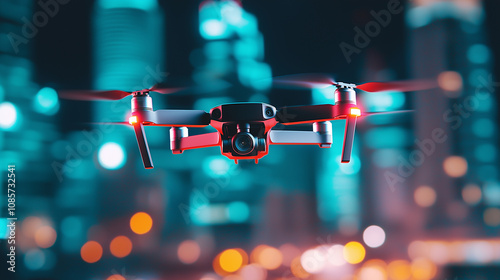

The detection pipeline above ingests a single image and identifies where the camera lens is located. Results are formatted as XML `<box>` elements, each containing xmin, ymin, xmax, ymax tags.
<box><xmin>265</xmin><ymin>107</ymin><xmax>274</xmax><ymax>117</ymax></box>
<box><xmin>233</xmin><ymin>132</ymin><xmax>255</xmax><ymax>155</ymax></box>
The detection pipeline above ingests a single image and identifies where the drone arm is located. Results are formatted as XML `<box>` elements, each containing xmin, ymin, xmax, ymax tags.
<box><xmin>276</xmin><ymin>104</ymin><xmax>356</xmax><ymax>125</ymax></box>
<box><xmin>269</xmin><ymin>122</ymin><xmax>332</xmax><ymax>148</ymax></box>
<box><xmin>133</xmin><ymin>123</ymin><xmax>154</xmax><ymax>169</ymax></box>
<box><xmin>341</xmin><ymin>115</ymin><xmax>357</xmax><ymax>163</ymax></box>
<box><xmin>170</xmin><ymin>129</ymin><xmax>221</xmax><ymax>154</ymax></box>
<box><xmin>133</xmin><ymin>109</ymin><xmax>211</xmax><ymax>127</ymax></box>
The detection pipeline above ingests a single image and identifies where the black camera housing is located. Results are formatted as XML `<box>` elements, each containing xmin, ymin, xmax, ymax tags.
<box><xmin>210</xmin><ymin>103</ymin><xmax>276</xmax><ymax>161</ymax></box>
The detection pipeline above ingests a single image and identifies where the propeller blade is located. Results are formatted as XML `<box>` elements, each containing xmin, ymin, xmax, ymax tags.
<box><xmin>58</xmin><ymin>90</ymin><xmax>131</xmax><ymax>101</ymax></box>
<box><xmin>357</xmin><ymin>80</ymin><xmax>438</xmax><ymax>93</ymax></box>
<box><xmin>272</xmin><ymin>73</ymin><xmax>336</xmax><ymax>89</ymax></box>
<box><xmin>363</xmin><ymin>110</ymin><xmax>414</xmax><ymax>116</ymax></box>
<box><xmin>150</xmin><ymin>87</ymin><xmax>186</xmax><ymax>94</ymax></box>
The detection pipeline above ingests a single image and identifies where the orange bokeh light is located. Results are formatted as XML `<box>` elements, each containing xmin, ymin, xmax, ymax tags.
<box><xmin>290</xmin><ymin>256</ymin><xmax>310</xmax><ymax>279</ymax></box>
<box><xmin>130</xmin><ymin>212</ymin><xmax>153</xmax><ymax>235</ymax></box>
<box><xmin>388</xmin><ymin>260</ymin><xmax>412</xmax><ymax>280</ymax></box>
<box><xmin>414</xmin><ymin>185</ymin><xmax>437</xmax><ymax>208</ymax></box>
<box><xmin>219</xmin><ymin>249</ymin><xmax>244</xmax><ymax>273</ymax></box>
<box><xmin>106</xmin><ymin>275</ymin><xmax>126</xmax><ymax>280</ymax></box>
<box><xmin>438</xmin><ymin>71</ymin><xmax>463</xmax><ymax>93</ymax></box>
<box><xmin>34</xmin><ymin>225</ymin><xmax>57</xmax><ymax>248</ymax></box>
<box><xmin>443</xmin><ymin>156</ymin><xmax>468</xmax><ymax>178</ymax></box>
<box><xmin>110</xmin><ymin>236</ymin><xmax>133</xmax><ymax>258</ymax></box>
<box><xmin>411</xmin><ymin>258</ymin><xmax>437</xmax><ymax>280</ymax></box>
<box><xmin>81</xmin><ymin>241</ymin><xmax>103</xmax><ymax>263</ymax></box>
<box><xmin>256</xmin><ymin>246</ymin><xmax>282</xmax><ymax>270</ymax></box>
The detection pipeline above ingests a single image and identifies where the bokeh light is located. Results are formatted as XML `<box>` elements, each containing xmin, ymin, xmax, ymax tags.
<box><xmin>34</xmin><ymin>225</ymin><xmax>57</xmax><ymax>248</ymax></box>
<box><xmin>130</xmin><ymin>212</ymin><xmax>153</xmax><ymax>235</ymax></box>
<box><xmin>438</xmin><ymin>71</ymin><xmax>463</xmax><ymax>93</ymax></box>
<box><xmin>291</xmin><ymin>256</ymin><xmax>310</xmax><ymax>279</ymax></box>
<box><xmin>359</xmin><ymin>260</ymin><xmax>387</xmax><ymax>280</ymax></box>
<box><xmin>106</xmin><ymin>275</ymin><xmax>126</xmax><ymax>280</ymax></box>
<box><xmin>0</xmin><ymin>102</ymin><xmax>19</xmax><ymax>130</ymax></box>
<box><xmin>110</xmin><ymin>235</ymin><xmax>133</xmax><ymax>258</ymax></box>
<box><xmin>80</xmin><ymin>241</ymin><xmax>103</xmax><ymax>263</ymax></box>
<box><xmin>467</xmin><ymin>44</ymin><xmax>490</xmax><ymax>64</ymax></box>
<box><xmin>226</xmin><ymin>201</ymin><xmax>250</xmax><ymax>223</ymax></box>
<box><xmin>219</xmin><ymin>249</ymin><xmax>244</xmax><ymax>273</ymax></box>
<box><xmin>300</xmin><ymin>247</ymin><xmax>328</xmax><ymax>274</ymax></box>
<box><xmin>411</xmin><ymin>258</ymin><xmax>437</xmax><ymax>280</ymax></box>
<box><xmin>363</xmin><ymin>225</ymin><xmax>386</xmax><ymax>248</ymax></box>
<box><xmin>238</xmin><ymin>264</ymin><xmax>267</xmax><ymax>280</ymax></box>
<box><xmin>34</xmin><ymin>87</ymin><xmax>59</xmax><ymax>115</ymax></box>
<box><xmin>483</xmin><ymin>208</ymin><xmax>500</xmax><ymax>227</ymax></box>
<box><xmin>343</xmin><ymin>241</ymin><xmax>366</xmax><ymax>264</ymax></box>
<box><xmin>327</xmin><ymin>244</ymin><xmax>346</xmax><ymax>266</ymax></box>
<box><xmin>414</xmin><ymin>186</ymin><xmax>437</xmax><ymax>208</ymax></box>
<box><xmin>388</xmin><ymin>260</ymin><xmax>412</xmax><ymax>280</ymax></box>
<box><xmin>443</xmin><ymin>156</ymin><xmax>468</xmax><ymax>177</ymax></box>
<box><xmin>178</xmin><ymin>240</ymin><xmax>201</xmax><ymax>264</ymax></box>
<box><xmin>24</xmin><ymin>248</ymin><xmax>46</xmax><ymax>270</ymax></box>
<box><xmin>98</xmin><ymin>142</ymin><xmax>126</xmax><ymax>170</ymax></box>
<box><xmin>462</xmin><ymin>184</ymin><xmax>482</xmax><ymax>205</ymax></box>
<box><xmin>256</xmin><ymin>246</ymin><xmax>282</xmax><ymax>270</ymax></box>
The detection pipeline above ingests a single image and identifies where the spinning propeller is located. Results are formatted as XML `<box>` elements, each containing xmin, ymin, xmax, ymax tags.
<box><xmin>58</xmin><ymin>84</ymin><xmax>184</xmax><ymax>101</ymax></box>
<box><xmin>272</xmin><ymin>73</ymin><xmax>438</xmax><ymax>162</ymax></box>
<box><xmin>272</xmin><ymin>73</ymin><xmax>438</xmax><ymax>94</ymax></box>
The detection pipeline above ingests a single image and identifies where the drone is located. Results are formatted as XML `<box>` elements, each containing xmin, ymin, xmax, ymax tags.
<box><xmin>59</xmin><ymin>75</ymin><xmax>437</xmax><ymax>169</ymax></box>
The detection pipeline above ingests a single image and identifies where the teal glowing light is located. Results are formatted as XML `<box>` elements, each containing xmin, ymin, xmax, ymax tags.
<box><xmin>475</xmin><ymin>144</ymin><xmax>497</xmax><ymax>163</ymax></box>
<box><xmin>200</xmin><ymin>19</ymin><xmax>230</xmax><ymax>39</ymax></box>
<box><xmin>226</xmin><ymin>201</ymin><xmax>250</xmax><ymax>223</ymax></box>
<box><xmin>98</xmin><ymin>142</ymin><xmax>126</xmax><ymax>170</ymax></box>
<box><xmin>365</xmin><ymin>127</ymin><xmax>409</xmax><ymax>149</ymax></box>
<box><xmin>97</xmin><ymin>0</ymin><xmax>157</xmax><ymax>10</ymax></box>
<box><xmin>237</xmin><ymin>60</ymin><xmax>272</xmax><ymax>90</ymax></box>
<box><xmin>484</xmin><ymin>182</ymin><xmax>500</xmax><ymax>206</ymax></box>
<box><xmin>24</xmin><ymin>249</ymin><xmax>45</xmax><ymax>270</ymax></box>
<box><xmin>363</xmin><ymin>91</ymin><xmax>405</xmax><ymax>112</ymax></box>
<box><xmin>472</xmin><ymin>118</ymin><xmax>494</xmax><ymax>138</ymax></box>
<box><xmin>467</xmin><ymin>44</ymin><xmax>490</xmax><ymax>64</ymax></box>
<box><xmin>203</xmin><ymin>156</ymin><xmax>233</xmax><ymax>177</ymax></box>
<box><xmin>204</xmin><ymin>41</ymin><xmax>231</xmax><ymax>60</ymax></box>
<box><xmin>0</xmin><ymin>85</ymin><xmax>4</xmax><ymax>101</ymax></box>
<box><xmin>372</xmin><ymin>149</ymin><xmax>402</xmax><ymax>168</ymax></box>
<box><xmin>0</xmin><ymin>102</ymin><xmax>20</xmax><ymax>130</ymax></box>
<box><xmin>34</xmin><ymin>87</ymin><xmax>59</xmax><ymax>115</ymax></box>
<box><xmin>234</xmin><ymin>36</ymin><xmax>263</xmax><ymax>60</ymax></box>
<box><xmin>338</xmin><ymin>155</ymin><xmax>361</xmax><ymax>175</ymax></box>
<box><xmin>0</xmin><ymin>218</ymin><xmax>8</xmax><ymax>239</ymax></box>
<box><xmin>61</xmin><ymin>216</ymin><xmax>83</xmax><ymax>238</ymax></box>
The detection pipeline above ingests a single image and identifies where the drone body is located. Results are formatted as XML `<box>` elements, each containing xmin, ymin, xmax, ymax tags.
<box><xmin>126</xmin><ymin>86</ymin><xmax>361</xmax><ymax>169</ymax></box>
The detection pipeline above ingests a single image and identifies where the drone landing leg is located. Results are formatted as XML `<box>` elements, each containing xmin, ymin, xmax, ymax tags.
<box><xmin>341</xmin><ymin>115</ymin><xmax>357</xmax><ymax>163</ymax></box>
<box><xmin>133</xmin><ymin>123</ymin><xmax>154</xmax><ymax>169</ymax></box>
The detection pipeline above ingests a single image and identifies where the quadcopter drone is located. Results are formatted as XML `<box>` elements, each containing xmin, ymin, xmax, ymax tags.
<box><xmin>59</xmin><ymin>75</ymin><xmax>436</xmax><ymax>169</ymax></box>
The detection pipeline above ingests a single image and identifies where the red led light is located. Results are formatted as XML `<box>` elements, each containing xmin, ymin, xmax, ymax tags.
<box><xmin>350</xmin><ymin>108</ymin><xmax>361</xmax><ymax>117</ymax></box>
<box><xmin>129</xmin><ymin>116</ymin><xmax>138</xmax><ymax>125</ymax></box>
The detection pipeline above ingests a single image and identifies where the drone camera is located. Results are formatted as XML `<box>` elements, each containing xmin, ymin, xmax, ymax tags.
<box><xmin>221</xmin><ymin>123</ymin><xmax>267</xmax><ymax>158</ymax></box>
